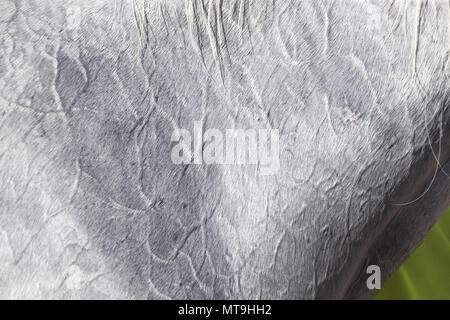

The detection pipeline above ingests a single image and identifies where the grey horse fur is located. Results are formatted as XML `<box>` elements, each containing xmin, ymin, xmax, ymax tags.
<box><xmin>0</xmin><ymin>0</ymin><xmax>449</xmax><ymax>299</ymax></box>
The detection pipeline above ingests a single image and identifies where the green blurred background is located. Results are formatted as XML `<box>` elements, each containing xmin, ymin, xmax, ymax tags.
<box><xmin>376</xmin><ymin>208</ymin><xmax>450</xmax><ymax>299</ymax></box>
